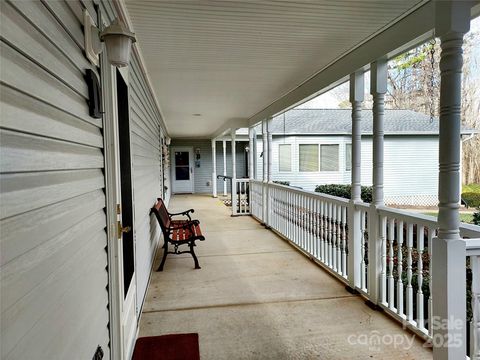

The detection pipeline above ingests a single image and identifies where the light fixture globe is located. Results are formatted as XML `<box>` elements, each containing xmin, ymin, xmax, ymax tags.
<box><xmin>100</xmin><ymin>19</ymin><xmax>136</xmax><ymax>67</ymax></box>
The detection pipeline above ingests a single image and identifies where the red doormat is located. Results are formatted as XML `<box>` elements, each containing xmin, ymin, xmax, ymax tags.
<box><xmin>132</xmin><ymin>333</ymin><xmax>200</xmax><ymax>360</ymax></box>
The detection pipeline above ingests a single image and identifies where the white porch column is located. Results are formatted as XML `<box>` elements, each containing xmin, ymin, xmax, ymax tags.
<box><xmin>433</xmin><ymin>2</ymin><xmax>470</xmax><ymax>359</ymax></box>
<box><xmin>347</xmin><ymin>70</ymin><xmax>364</xmax><ymax>291</ymax></box>
<box><xmin>223</xmin><ymin>140</ymin><xmax>227</xmax><ymax>196</ymax></box>
<box><xmin>262</xmin><ymin>119</ymin><xmax>268</xmax><ymax>223</ymax></box>
<box><xmin>266</xmin><ymin>117</ymin><xmax>273</xmax><ymax>226</ymax></box>
<box><xmin>231</xmin><ymin>129</ymin><xmax>237</xmax><ymax>215</ymax></box>
<box><xmin>248</xmin><ymin>127</ymin><xmax>255</xmax><ymax>179</ymax></box>
<box><xmin>368</xmin><ymin>59</ymin><xmax>387</xmax><ymax>305</ymax></box>
<box><xmin>211</xmin><ymin>139</ymin><xmax>217</xmax><ymax>198</ymax></box>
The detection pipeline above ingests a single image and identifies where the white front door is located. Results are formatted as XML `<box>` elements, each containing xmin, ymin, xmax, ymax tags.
<box><xmin>172</xmin><ymin>147</ymin><xmax>194</xmax><ymax>193</ymax></box>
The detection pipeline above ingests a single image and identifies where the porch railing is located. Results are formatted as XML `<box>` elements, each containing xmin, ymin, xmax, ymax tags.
<box><xmin>249</xmin><ymin>179</ymin><xmax>480</xmax><ymax>356</ymax></box>
<box><xmin>232</xmin><ymin>178</ymin><xmax>250</xmax><ymax>216</ymax></box>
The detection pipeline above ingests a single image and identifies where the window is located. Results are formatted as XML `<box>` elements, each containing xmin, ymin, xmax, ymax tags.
<box><xmin>278</xmin><ymin>144</ymin><xmax>291</xmax><ymax>172</ymax></box>
<box><xmin>320</xmin><ymin>144</ymin><xmax>339</xmax><ymax>171</ymax></box>
<box><xmin>299</xmin><ymin>144</ymin><xmax>319</xmax><ymax>172</ymax></box>
<box><xmin>345</xmin><ymin>144</ymin><xmax>352</xmax><ymax>171</ymax></box>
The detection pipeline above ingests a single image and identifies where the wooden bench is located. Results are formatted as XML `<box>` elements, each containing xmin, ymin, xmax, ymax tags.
<box><xmin>150</xmin><ymin>198</ymin><xmax>205</xmax><ymax>271</ymax></box>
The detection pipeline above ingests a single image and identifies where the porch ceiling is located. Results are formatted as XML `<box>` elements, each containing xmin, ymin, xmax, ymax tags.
<box><xmin>125</xmin><ymin>0</ymin><xmax>423</xmax><ymax>138</ymax></box>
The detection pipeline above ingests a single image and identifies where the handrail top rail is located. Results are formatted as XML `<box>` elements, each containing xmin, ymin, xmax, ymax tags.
<box><xmin>459</xmin><ymin>222</ymin><xmax>480</xmax><ymax>238</ymax></box>
<box><xmin>465</xmin><ymin>238</ymin><xmax>480</xmax><ymax>256</ymax></box>
<box><xmin>377</xmin><ymin>205</ymin><xmax>438</xmax><ymax>228</ymax></box>
<box><xmin>266</xmin><ymin>181</ymin><xmax>350</xmax><ymax>205</ymax></box>
<box><xmin>354</xmin><ymin>201</ymin><xmax>370</xmax><ymax>210</ymax></box>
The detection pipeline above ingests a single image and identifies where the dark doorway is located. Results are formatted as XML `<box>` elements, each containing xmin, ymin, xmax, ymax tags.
<box><xmin>116</xmin><ymin>69</ymin><xmax>134</xmax><ymax>298</ymax></box>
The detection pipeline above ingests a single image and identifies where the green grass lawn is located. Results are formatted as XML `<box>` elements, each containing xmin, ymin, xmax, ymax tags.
<box><xmin>422</xmin><ymin>211</ymin><xmax>474</xmax><ymax>224</ymax></box>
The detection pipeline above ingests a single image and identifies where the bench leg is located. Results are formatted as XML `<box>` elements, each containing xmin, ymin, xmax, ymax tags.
<box><xmin>157</xmin><ymin>243</ymin><xmax>168</xmax><ymax>271</ymax></box>
<box><xmin>189</xmin><ymin>242</ymin><xmax>201</xmax><ymax>269</ymax></box>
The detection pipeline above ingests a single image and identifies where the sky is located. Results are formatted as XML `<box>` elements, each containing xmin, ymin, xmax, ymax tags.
<box><xmin>296</xmin><ymin>16</ymin><xmax>480</xmax><ymax>110</ymax></box>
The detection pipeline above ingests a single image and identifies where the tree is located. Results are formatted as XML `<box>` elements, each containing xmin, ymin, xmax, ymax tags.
<box><xmin>386</xmin><ymin>31</ymin><xmax>480</xmax><ymax>184</ymax></box>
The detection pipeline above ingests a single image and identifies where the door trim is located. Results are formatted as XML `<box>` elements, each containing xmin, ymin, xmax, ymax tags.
<box><xmin>101</xmin><ymin>47</ymin><xmax>124</xmax><ymax>360</ymax></box>
<box><xmin>171</xmin><ymin>146</ymin><xmax>194</xmax><ymax>194</ymax></box>
<box><xmin>101</xmin><ymin>22</ymin><xmax>137</xmax><ymax>360</ymax></box>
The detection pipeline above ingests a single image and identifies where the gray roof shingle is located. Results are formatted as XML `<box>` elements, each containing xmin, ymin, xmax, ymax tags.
<box><xmin>270</xmin><ymin>109</ymin><xmax>475</xmax><ymax>135</ymax></box>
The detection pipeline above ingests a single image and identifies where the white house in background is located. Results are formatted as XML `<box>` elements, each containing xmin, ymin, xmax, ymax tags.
<box><xmin>254</xmin><ymin>109</ymin><xmax>476</xmax><ymax>206</ymax></box>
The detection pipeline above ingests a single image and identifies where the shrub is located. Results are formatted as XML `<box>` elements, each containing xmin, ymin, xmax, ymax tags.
<box><xmin>273</xmin><ymin>181</ymin><xmax>290</xmax><ymax>186</ymax></box>
<box><xmin>473</xmin><ymin>209</ymin><xmax>480</xmax><ymax>225</ymax></box>
<box><xmin>315</xmin><ymin>184</ymin><xmax>372</xmax><ymax>203</ymax></box>
<box><xmin>462</xmin><ymin>192</ymin><xmax>480</xmax><ymax>208</ymax></box>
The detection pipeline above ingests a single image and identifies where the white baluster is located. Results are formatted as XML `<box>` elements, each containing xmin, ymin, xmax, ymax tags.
<box><xmin>319</xmin><ymin>201</ymin><xmax>323</xmax><ymax>262</ymax></box>
<box><xmin>337</xmin><ymin>205</ymin><xmax>342</xmax><ymax>274</ymax></box>
<box><xmin>406</xmin><ymin>223</ymin><xmax>414</xmax><ymax>322</ymax></box>
<box><xmin>303</xmin><ymin>195</ymin><xmax>307</xmax><ymax>250</ymax></box>
<box><xmin>417</xmin><ymin>225</ymin><xmax>425</xmax><ymax>330</ymax></box>
<box><xmin>316</xmin><ymin>199</ymin><xmax>320</xmax><ymax>259</ymax></box>
<box><xmin>397</xmin><ymin>220</ymin><xmax>404</xmax><ymax>317</ymax></box>
<box><xmin>342</xmin><ymin>206</ymin><xmax>347</xmax><ymax>277</ymax></box>
<box><xmin>327</xmin><ymin>203</ymin><xmax>332</xmax><ymax>267</ymax></box>
<box><xmin>332</xmin><ymin>204</ymin><xmax>338</xmax><ymax>271</ymax></box>
<box><xmin>428</xmin><ymin>228</ymin><xmax>433</xmax><ymax>336</ymax></box>
<box><xmin>296</xmin><ymin>194</ymin><xmax>300</xmax><ymax>245</ymax></box>
<box><xmin>471</xmin><ymin>255</ymin><xmax>480</xmax><ymax>360</ymax></box>
<box><xmin>310</xmin><ymin>197</ymin><xmax>315</xmax><ymax>256</ymax></box>
<box><xmin>360</xmin><ymin>210</ymin><xmax>366</xmax><ymax>291</ymax></box>
<box><xmin>380</xmin><ymin>215</ymin><xmax>387</xmax><ymax>305</ymax></box>
<box><xmin>388</xmin><ymin>218</ymin><xmax>395</xmax><ymax>310</ymax></box>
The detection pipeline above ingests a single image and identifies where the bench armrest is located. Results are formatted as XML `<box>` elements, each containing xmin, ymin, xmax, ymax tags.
<box><xmin>168</xmin><ymin>219</ymin><xmax>199</xmax><ymax>231</ymax></box>
<box><xmin>168</xmin><ymin>209</ymin><xmax>194</xmax><ymax>221</ymax></box>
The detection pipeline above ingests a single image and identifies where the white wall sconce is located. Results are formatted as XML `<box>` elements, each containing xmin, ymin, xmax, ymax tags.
<box><xmin>84</xmin><ymin>10</ymin><xmax>136</xmax><ymax>68</ymax></box>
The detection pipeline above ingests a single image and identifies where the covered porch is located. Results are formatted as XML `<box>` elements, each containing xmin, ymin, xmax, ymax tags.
<box><xmin>140</xmin><ymin>194</ymin><xmax>432</xmax><ymax>359</ymax></box>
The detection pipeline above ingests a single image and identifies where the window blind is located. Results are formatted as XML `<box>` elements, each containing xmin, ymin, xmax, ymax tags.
<box><xmin>321</xmin><ymin>144</ymin><xmax>339</xmax><ymax>171</ymax></box>
<box><xmin>346</xmin><ymin>144</ymin><xmax>352</xmax><ymax>171</ymax></box>
<box><xmin>299</xmin><ymin>144</ymin><xmax>319</xmax><ymax>172</ymax></box>
<box><xmin>279</xmin><ymin>144</ymin><xmax>291</xmax><ymax>171</ymax></box>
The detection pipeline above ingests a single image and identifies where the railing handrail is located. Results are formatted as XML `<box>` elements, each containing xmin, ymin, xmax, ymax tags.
<box><xmin>266</xmin><ymin>181</ymin><xmax>350</xmax><ymax>206</ymax></box>
<box><xmin>354</xmin><ymin>201</ymin><xmax>370</xmax><ymax>211</ymax></box>
<box><xmin>465</xmin><ymin>238</ymin><xmax>480</xmax><ymax>256</ymax></box>
<box><xmin>460</xmin><ymin>223</ymin><xmax>480</xmax><ymax>239</ymax></box>
<box><xmin>377</xmin><ymin>205</ymin><xmax>439</xmax><ymax>228</ymax></box>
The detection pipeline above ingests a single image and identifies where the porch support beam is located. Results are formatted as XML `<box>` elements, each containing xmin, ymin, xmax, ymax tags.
<box><xmin>211</xmin><ymin>139</ymin><xmax>217</xmax><ymax>198</ymax></box>
<box><xmin>223</xmin><ymin>140</ymin><xmax>227</xmax><ymax>196</ymax></box>
<box><xmin>347</xmin><ymin>70</ymin><xmax>364</xmax><ymax>290</ymax></box>
<box><xmin>231</xmin><ymin>129</ymin><xmax>237</xmax><ymax>215</ymax></box>
<box><xmin>432</xmin><ymin>2</ymin><xmax>470</xmax><ymax>359</ymax></box>
<box><xmin>368</xmin><ymin>59</ymin><xmax>387</xmax><ymax>306</ymax></box>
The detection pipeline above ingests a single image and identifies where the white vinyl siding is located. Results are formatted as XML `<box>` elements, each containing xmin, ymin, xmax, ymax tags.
<box><xmin>299</xmin><ymin>144</ymin><xmax>319</xmax><ymax>172</ymax></box>
<box><xmin>129</xmin><ymin>55</ymin><xmax>163</xmax><ymax>315</ymax></box>
<box><xmin>171</xmin><ymin>139</ymin><xmax>248</xmax><ymax>193</ymax></box>
<box><xmin>269</xmin><ymin>135</ymin><xmax>439</xmax><ymax>206</ymax></box>
<box><xmin>346</xmin><ymin>144</ymin><xmax>352</xmax><ymax>171</ymax></box>
<box><xmin>320</xmin><ymin>144</ymin><xmax>339</xmax><ymax>171</ymax></box>
<box><xmin>278</xmin><ymin>144</ymin><xmax>292</xmax><ymax>172</ymax></box>
<box><xmin>0</xmin><ymin>1</ymin><xmax>110</xmax><ymax>359</ymax></box>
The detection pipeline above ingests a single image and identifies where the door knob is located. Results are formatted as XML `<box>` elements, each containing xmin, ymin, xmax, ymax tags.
<box><xmin>117</xmin><ymin>221</ymin><xmax>132</xmax><ymax>236</ymax></box>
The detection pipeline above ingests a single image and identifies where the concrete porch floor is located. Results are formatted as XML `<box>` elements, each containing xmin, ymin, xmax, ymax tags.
<box><xmin>139</xmin><ymin>195</ymin><xmax>432</xmax><ymax>359</ymax></box>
